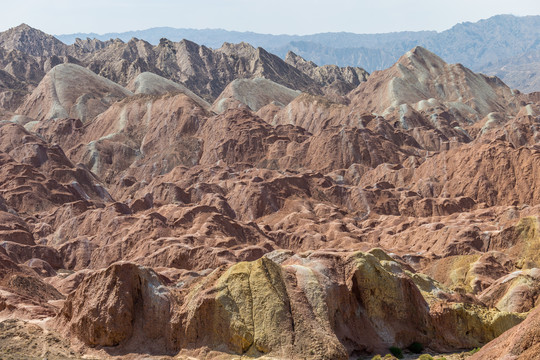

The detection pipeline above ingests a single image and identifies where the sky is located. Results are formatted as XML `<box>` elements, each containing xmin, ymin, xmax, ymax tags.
<box><xmin>1</xmin><ymin>0</ymin><xmax>539</xmax><ymax>35</ymax></box>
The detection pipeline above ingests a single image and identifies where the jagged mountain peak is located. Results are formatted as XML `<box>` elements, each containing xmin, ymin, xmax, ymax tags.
<box><xmin>177</xmin><ymin>38</ymin><xmax>200</xmax><ymax>48</ymax></box>
<box><xmin>157</xmin><ymin>38</ymin><xmax>209</xmax><ymax>54</ymax></box>
<box><xmin>0</xmin><ymin>23</ymin><xmax>69</xmax><ymax>57</ymax></box>
<box><xmin>219</xmin><ymin>41</ymin><xmax>256</xmax><ymax>50</ymax></box>
<box><xmin>397</xmin><ymin>46</ymin><xmax>448</xmax><ymax>70</ymax></box>
<box><xmin>71</xmin><ymin>37</ymin><xmax>120</xmax><ymax>54</ymax></box>
<box><xmin>286</xmin><ymin>51</ymin><xmax>318</xmax><ymax>68</ymax></box>
<box><xmin>285</xmin><ymin>49</ymin><xmax>368</xmax><ymax>99</ymax></box>
<box><xmin>349</xmin><ymin>45</ymin><xmax>515</xmax><ymax>121</ymax></box>
<box><xmin>126</xmin><ymin>37</ymin><xmax>141</xmax><ymax>44</ymax></box>
<box><xmin>403</xmin><ymin>45</ymin><xmax>441</xmax><ymax>60</ymax></box>
<box><xmin>217</xmin><ymin>41</ymin><xmax>258</xmax><ymax>57</ymax></box>
<box><xmin>12</xmin><ymin>23</ymin><xmax>33</xmax><ymax>31</ymax></box>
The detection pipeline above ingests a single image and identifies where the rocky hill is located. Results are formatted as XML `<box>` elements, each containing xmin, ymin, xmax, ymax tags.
<box><xmin>0</xmin><ymin>24</ymin><xmax>69</xmax><ymax>57</ymax></box>
<box><xmin>56</xmin><ymin>15</ymin><xmax>540</xmax><ymax>92</ymax></box>
<box><xmin>0</xmin><ymin>26</ymin><xmax>366</xmax><ymax>106</ymax></box>
<box><xmin>0</xmin><ymin>25</ymin><xmax>539</xmax><ymax>360</ymax></box>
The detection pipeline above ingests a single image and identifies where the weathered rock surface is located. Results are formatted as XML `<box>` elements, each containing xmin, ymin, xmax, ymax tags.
<box><xmin>65</xmin><ymin>92</ymin><xmax>207</xmax><ymax>183</ymax></box>
<box><xmin>479</xmin><ymin>268</ymin><xmax>540</xmax><ymax>313</ymax></box>
<box><xmin>0</xmin><ymin>24</ymin><xmax>69</xmax><ymax>57</ymax></box>
<box><xmin>260</xmin><ymin>93</ymin><xmax>352</xmax><ymax>133</ymax></box>
<box><xmin>128</xmin><ymin>71</ymin><xmax>210</xmax><ymax>110</ymax></box>
<box><xmin>17</xmin><ymin>63</ymin><xmax>132</xmax><ymax>122</ymax></box>
<box><xmin>0</xmin><ymin>24</ymin><xmax>373</xmax><ymax>107</ymax></box>
<box><xmin>0</xmin><ymin>25</ymin><xmax>538</xmax><ymax>360</ymax></box>
<box><xmin>79</xmin><ymin>39</ymin><xmax>322</xmax><ymax>102</ymax></box>
<box><xmin>0</xmin><ymin>244</ymin><xmax>64</xmax><ymax>320</ymax></box>
<box><xmin>57</xmin><ymin>262</ymin><xmax>175</xmax><ymax>352</ymax></box>
<box><xmin>212</xmin><ymin>77</ymin><xmax>300</xmax><ymax>113</ymax></box>
<box><xmin>0</xmin><ymin>319</ymin><xmax>81</xmax><ymax>360</ymax></box>
<box><xmin>0</xmin><ymin>122</ymin><xmax>110</xmax><ymax>214</ymax></box>
<box><xmin>286</xmin><ymin>51</ymin><xmax>369</xmax><ymax>99</ymax></box>
<box><xmin>54</xmin><ymin>251</ymin><xmax>524</xmax><ymax>358</ymax></box>
<box><xmin>0</xmin><ymin>69</ymin><xmax>27</xmax><ymax>111</ymax></box>
<box><xmin>471</xmin><ymin>305</ymin><xmax>540</xmax><ymax>360</ymax></box>
<box><xmin>349</xmin><ymin>46</ymin><xmax>517</xmax><ymax>124</ymax></box>
<box><xmin>408</xmin><ymin>140</ymin><xmax>540</xmax><ymax>206</ymax></box>
<box><xmin>0</xmin><ymin>47</ymin><xmax>46</xmax><ymax>86</ymax></box>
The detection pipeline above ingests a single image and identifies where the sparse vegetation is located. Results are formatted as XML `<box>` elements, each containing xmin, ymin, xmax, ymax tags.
<box><xmin>418</xmin><ymin>355</ymin><xmax>434</xmax><ymax>360</ymax></box>
<box><xmin>389</xmin><ymin>346</ymin><xmax>403</xmax><ymax>359</ymax></box>
<box><xmin>408</xmin><ymin>341</ymin><xmax>424</xmax><ymax>354</ymax></box>
<box><xmin>369</xmin><ymin>355</ymin><xmax>399</xmax><ymax>360</ymax></box>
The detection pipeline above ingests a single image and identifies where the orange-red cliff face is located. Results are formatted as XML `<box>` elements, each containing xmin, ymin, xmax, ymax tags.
<box><xmin>0</xmin><ymin>25</ymin><xmax>539</xmax><ymax>360</ymax></box>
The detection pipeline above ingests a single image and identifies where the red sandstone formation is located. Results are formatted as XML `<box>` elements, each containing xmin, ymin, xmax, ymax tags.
<box><xmin>0</xmin><ymin>24</ymin><xmax>538</xmax><ymax>360</ymax></box>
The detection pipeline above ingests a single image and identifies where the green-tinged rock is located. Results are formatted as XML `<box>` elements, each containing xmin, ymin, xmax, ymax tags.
<box><xmin>431</xmin><ymin>302</ymin><xmax>525</xmax><ymax>348</ymax></box>
<box><xmin>183</xmin><ymin>257</ymin><xmax>293</xmax><ymax>355</ymax></box>
<box><xmin>249</xmin><ymin>257</ymin><xmax>292</xmax><ymax>353</ymax></box>
<box><xmin>348</xmin><ymin>251</ymin><xmax>432</xmax><ymax>346</ymax></box>
<box><xmin>516</xmin><ymin>217</ymin><xmax>540</xmax><ymax>269</ymax></box>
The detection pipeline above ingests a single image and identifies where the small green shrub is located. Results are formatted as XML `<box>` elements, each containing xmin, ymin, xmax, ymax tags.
<box><xmin>468</xmin><ymin>347</ymin><xmax>481</xmax><ymax>355</ymax></box>
<box><xmin>418</xmin><ymin>355</ymin><xmax>434</xmax><ymax>360</ymax></box>
<box><xmin>408</xmin><ymin>341</ymin><xmax>424</xmax><ymax>354</ymax></box>
<box><xmin>370</xmin><ymin>356</ymin><xmax>382</xmax><ymax>360</ymax></box>
<box><xmin>384</xmin><ymin>355</ymin><xmax>398</xmax><ymax>359</ymax></box>
<box><xmin>389</xmin><ymin>346</ymin><xmax>403</xmax><ymax>359</ymax></box>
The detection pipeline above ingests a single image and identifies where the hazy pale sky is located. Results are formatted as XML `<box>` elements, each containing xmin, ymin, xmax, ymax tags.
<box><xmin>1</xmin><ymin>0</ymin><xmax>539</xmax><ymax>35</ymax></box>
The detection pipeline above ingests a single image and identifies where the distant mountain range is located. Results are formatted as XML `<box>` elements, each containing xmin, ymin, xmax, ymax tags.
<box><xmin>55</xmin><ymin>14</ymin><xmax>540</xmax><ymax>92</ymax></box>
